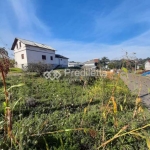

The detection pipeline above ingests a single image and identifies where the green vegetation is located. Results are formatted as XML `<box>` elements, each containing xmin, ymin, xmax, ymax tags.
<box><xmin>0</xmin><ymin>73</ymin><xmax>150</xmax><ymax>149</ymax></box>
<box><xmin>9</xmin><ymin>59</ymin><xmax>15</xmax><ymax>68</ymax></box>
<box><xmin>9</xmin><ymin>68</ymin><xmax>23</xmax><ymax>73</ymax></box>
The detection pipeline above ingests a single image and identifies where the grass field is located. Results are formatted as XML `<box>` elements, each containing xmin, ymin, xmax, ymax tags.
<box><xmin>9</xmin><ymin>68</ymin><xmax>23</xmax><ymax>73</ymax></box>
<box><xmin>0</xmin><ymin>73</ymin><xmax>150</xmax><ymax>149</ymax></box>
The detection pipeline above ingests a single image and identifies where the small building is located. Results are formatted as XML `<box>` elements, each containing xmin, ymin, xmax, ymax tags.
<box><xmin>145</xmin><ymin>60</ymin><xmax>150</xmax><ymax>70</ymax></box>
<box><xmin>55</xmin><ymin>54</ymin><xmax>69</xmax><ymax>66</ymax></box>
<box><xmin>68</xmin><ymin>61</ymin><xmax>83</xmax><ymax>67</ymax></box>
<box><xmin>83</xmin><ymin>59</ymin><xmax>99</xmax><ymax>69</ymax></box>
<box><xmin>136</xmin><ymin>64</ymin><xmax>143</xmax><ymax>70</ymax></box>
<box><xmin>11</xmin><ymin>38</ymin><xmax>69</xmax><ymax>69</ymax></box>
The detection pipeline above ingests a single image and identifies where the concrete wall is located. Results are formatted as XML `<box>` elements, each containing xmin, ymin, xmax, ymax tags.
<box><xmin>145</xmin><ymin>61</ymin><xmax>150</xmax><ymax>70</ymax></box>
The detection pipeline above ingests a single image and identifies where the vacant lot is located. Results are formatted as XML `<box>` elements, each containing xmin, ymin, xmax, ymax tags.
<box><xmin>0</xmin><ymin>73</ymin><xmax>150</xmax><ymax>150</ymax></box>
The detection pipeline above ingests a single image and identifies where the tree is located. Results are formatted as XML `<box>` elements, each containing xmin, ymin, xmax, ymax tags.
<box><xmin>0</xmin><ymin>47</ymin><xmax>9</xmax><ymax>75</ymax></box>
<box><xmin>108</xmin><ymin>62</ymin><xmax>115</xmax><ymax>69</ymax></box>
<box><xmin>95</xmin><ymin>60</ymin><xmax>101</xmax><ymax>69</ymax></box>
<box><xmin>100</xmin><ymin>57</ymin><xmax>110</xmax><ymax>68</ymax></box>
<box><xmin>9</xmin><ymin>59</ymin><xmax>15</xmax><ymax>68</ymax></box>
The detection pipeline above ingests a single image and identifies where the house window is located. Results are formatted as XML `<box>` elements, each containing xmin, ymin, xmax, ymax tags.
<box><xmin>42</xmin><ymin>55</ymin><xmax>46</xmax><ymax>60</ymax></box>
<box><xmin>21</xmin><ymin>54</ymin><xmax>24</xmax><ymax>59</ymax></box>
<box><xmin>16</xmin><ymin>44</ymin><xmax>18</xmax><ymax>49</ymax></box>
<box><xmin>50</xmin><ymin>56</ymin><xmax>53</xmax><ymax>60</ymax></box>
<box><xmin>19</xmin><ymin>42</ymin><xmax>21</xmax><ymax>48</ymax></box>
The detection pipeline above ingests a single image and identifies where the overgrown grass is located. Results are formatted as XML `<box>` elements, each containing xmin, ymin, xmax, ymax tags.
<box><xmin>0</xmin><ymin>73</ymin><xmax>150</xmax><ymax>149</ymax></box>
<box><xmin>9</xmin><ymin>68</ymin><xmax>23</xmax><ymax>73</ymax></box>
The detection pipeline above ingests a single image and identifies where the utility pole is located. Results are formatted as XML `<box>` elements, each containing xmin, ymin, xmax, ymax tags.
<box><xmin>135</xmin><ymin>60</ymin><xmax>136</xmax><ymax>74</ymax></box>
<box><xmin>133</xmin><ymin>52</ymin><xmax>136</xmax><ymax>74</ymax></box>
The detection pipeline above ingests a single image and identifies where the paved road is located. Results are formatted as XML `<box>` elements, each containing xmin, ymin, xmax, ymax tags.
<box><xmin>121</xmin><ymin>73</ymin><xmax>150</xmax><ymax>110</ymax></box>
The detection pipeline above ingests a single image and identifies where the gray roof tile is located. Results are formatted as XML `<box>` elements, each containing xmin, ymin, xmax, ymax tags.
<box><xmin>11</xmin><ymin>38</ymin><xmax>55</xmax><ymax>51</ymax></box>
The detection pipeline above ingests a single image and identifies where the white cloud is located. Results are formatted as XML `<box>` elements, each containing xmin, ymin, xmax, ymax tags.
<box><xmin>9</xmin><ymin>0</ymin><xmax>50</xmax><ymax>34</ymax></box>
<box><xmin>122</xmin><ymin>30</ymin><xmax>150</xmax><ymax>46</ymax></box>
<box><xmin>46</xmin><ymin>31</ymin><xmax>150</xmax><ymax>62</ymax></box>
<box><xmin>94</xmin><ymin>0</ymin><xmax>150</xmax><ymax>39</ymax></box>
<box><xmin>0</xmin><ymin>0</ymin><xmax>51</xmax><ymax>56</ymax></box>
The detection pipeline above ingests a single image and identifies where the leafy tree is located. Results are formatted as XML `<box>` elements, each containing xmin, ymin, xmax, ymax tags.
<box><xmin>0</xmin><ymin>47</ymin><xmax>9</xmax><ymax>75</ymax></box>
<box><xmin>108</xmin><ymin>62</ymin><xmax>115</xmax><ymax>69</ymax></box>
<box><xmin>95</xmin><ymin>60</ymin><xmax>101</xmax><ymax>69</ymax></box>
<box><xmin>9</xmin><ymin>59</ymin><xmax>15</xmax><ymax>68</ymax></box>
<box><xmin>100</xmin><ymin>57</ymin><xmax>110</xmax><ymax>68</ymax></box>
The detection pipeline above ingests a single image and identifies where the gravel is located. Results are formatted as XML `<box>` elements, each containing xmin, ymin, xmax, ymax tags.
<box><xmin>121</xmin><ymin>73</ymin><xmax>150</xmax><ymax>110</ymax></box>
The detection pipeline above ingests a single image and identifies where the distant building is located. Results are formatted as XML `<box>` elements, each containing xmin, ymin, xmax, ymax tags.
<box><xmin>136</xmin><ymin>64</ymin><xmax>143</xmax><ymax>70</ymax></box>
<box><xmin>145</xmin><ymin>60</ymin><xmax>150</xmax><ymax>70</ymax></box>
<box><xmin>11</xmin><ymin>38</ymin><xmax>69</xmax><ymax>69</ymax></box>
<box><xmin>83</xmin><ymin>59</ymin><xmax>99</xmax><ymax>69</ymax></box>
<box><xmin>68</xmin><ymin>61</ymin><xmax>83</xmax><ymax>67</ymax></box>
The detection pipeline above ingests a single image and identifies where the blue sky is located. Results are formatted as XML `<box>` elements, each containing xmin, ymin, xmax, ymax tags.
<box><xmin>0</xmin><ymin>0</ymin><xmax>150</xmax><ymax>61</ymax></box>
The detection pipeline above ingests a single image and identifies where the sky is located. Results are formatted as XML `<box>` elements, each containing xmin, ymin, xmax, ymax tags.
<box><xmin>0</xmin><ymin>0</ymin><xmax>150</xmax><ymax>62</ymax></box>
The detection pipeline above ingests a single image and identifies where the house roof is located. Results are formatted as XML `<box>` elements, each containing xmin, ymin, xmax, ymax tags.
<box><xmin>84</xmin><ymin>59</ymin><xmax>99</xmax><ymax>64</ymax></box>
<box><xmin>11</xmin><ymin>38</ymin><xmax>56</xmax><ymax>51</ymax></box>
<box><xmin>55</xmin><ymin>54</ymin><xmax>69</xmax><ymax>59</ymax></box>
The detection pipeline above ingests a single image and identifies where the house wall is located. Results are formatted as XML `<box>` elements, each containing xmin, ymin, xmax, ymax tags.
<box><xmin>26</xmin><ymin>46</ymin><xmax>55</xmax><ymax>65</ymax></box>
<box><xmin>13</xmin><ymin>40</ymin><xmax>68</xmax><ymax>68</ymax></box>
<box><xmin>84</xmin><ymin>63</ymin><xmax>95</xmax><ymax>67</ymax></box>
<box><xmin>68</xmin><ymin>62</ymin><xmax>79</xmax><ymax>67</ymax></box>
<box><xmin>55</xmin><ymin>58</ymin><xmax>68</xmax><ymax>67</ymax></box>
<box><xmin>145</xmin><ymin>61</ymin><xmax>150</xmax><ymax>70</ymax></box>
<box><xmin>62</xmin><ymin>58</ymin><xmax>68</xmax><ymax>67</ymax></box>
<box><xmin>83</xmin><ymin>63</ymin><xmax>96</xmax><ymax>69</ymax></box>
<box><xmin>14</xmin><ymin>40</ymin><xmax>27</xmax><ymax>68</ymax></box>
<box><xmin>68</xmin><ymin>62</ymin><xmax>75</xmax><ymax>67</ymax></box>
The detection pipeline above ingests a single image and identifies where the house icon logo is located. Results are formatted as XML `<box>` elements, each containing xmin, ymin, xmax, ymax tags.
<box><xmin>43</xmin><ymin>70</ymin><xmax>61</xmax><ymax>80</ymax></box>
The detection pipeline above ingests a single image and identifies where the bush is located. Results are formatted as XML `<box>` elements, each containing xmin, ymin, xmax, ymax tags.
<box><xmin>24</xmin><ymin>63</ymin><xmax>52</xmax><ymax>75</ymax></box>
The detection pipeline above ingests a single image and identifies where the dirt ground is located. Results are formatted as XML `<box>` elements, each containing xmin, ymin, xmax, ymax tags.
<box><xmin>121</xmin><ymin>73</ymin><xmax>150</xmax><ymax>110</ymax></box>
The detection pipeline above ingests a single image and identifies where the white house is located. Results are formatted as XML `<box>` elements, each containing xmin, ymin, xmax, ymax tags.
<box><xmin>83</xmin><ymin>59</ymin><xmax>99</xmax><ymax>69</ymax></box>
<box><xmin>11</xmin><ymin>38</ymin><xmax>69</xmax><ymax>69</ymax></box>
<box><xmin>145</xmin><ymin>60</ymin><xmax>150</xmax><ymax>70</ymax></box>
